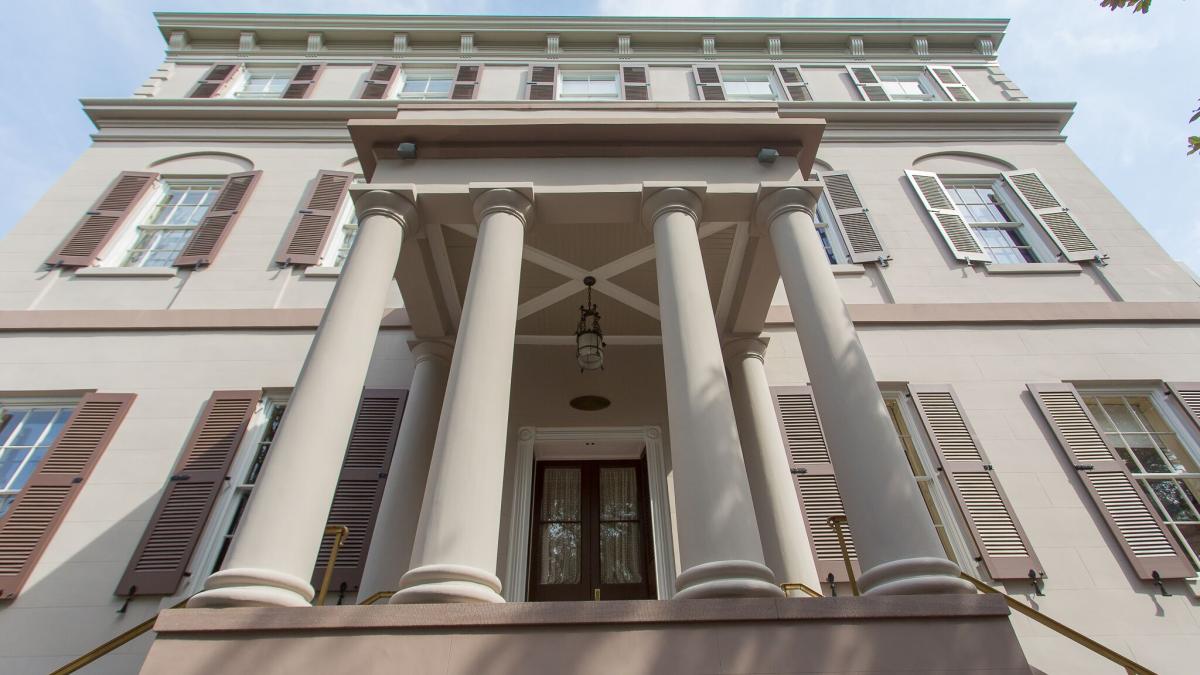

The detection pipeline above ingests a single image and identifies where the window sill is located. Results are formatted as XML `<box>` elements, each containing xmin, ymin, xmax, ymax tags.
<box><xmin>831</xmin><ymin>263</ymin><xmax>867</xmax><ymax>276</ymax></box>
<box><xmin>302</xmin><ymin>266</ymin><xmax>342</xmax><ymax>278</ymax></box>
<box><xmin>73</xmin><ymin>266</ymin><xmax>179</xmax><ymax>278</ymax></box>
<box><xmin>984</xmin><ymin>263</ymin><xmax>1082</xmax><ymax>275</ymax></box>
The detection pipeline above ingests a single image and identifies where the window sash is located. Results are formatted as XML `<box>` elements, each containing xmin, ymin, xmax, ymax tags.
<box><xmin>944</xmin><ymin>179</ymin><xmax>1047</xmax><ymax>264</ymax></box>
<box><xmin>876</xmin><ymin>70</ymin><xmax>938</xmax><ymax>101</ymax></box>
<box><xmin>119</xmin><ymin>181</ymin><xmax>222</xmax><ymax>268</ymax></box>
<box><xmin>0</xmin><ymin>404</ymin><xmax>75</xmax><ymax>515</ymax></box>
<box><xmin>812</xmin><ymin>193</ymin><xmax>850</xmax><ymax>264</ymax></box>
<box><xmin>397</xmin><ymin>71</ymin><xmax>455</xmax><ymax>99</ymax></box>
<box><xmin>558</xmin><ymin>71</ymin><xmax>620</xmax><ymax>100</ymax></box>
<box><xmin>720</xmin><ymin>70</ymin><xmax>779</xmax><ymax>100</ymax></box>
<box><xmin>235</xmin><ymin>71</ymin><xmax>293</xmax><ymax>98</ymax></box>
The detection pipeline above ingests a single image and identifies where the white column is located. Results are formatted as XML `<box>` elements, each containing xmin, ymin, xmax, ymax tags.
<box><xmin>723</xmin><ymin>337</ymin><xmax>821</xmax><ymax>593</ymax></box>
<box><xmin>391</xmin><ymin>187</ymin><xmax>532</xmax><ymax>604</ymax></box>
<box><xmin>190</xmin><ymin>190</ymin><xmax>416</xmax><ymax>608</ymax></box>
<box><xmin>357</xmin><ymin>340</ymin><xmax>452</xmax><ymax>602</ymax></box>
<box><xmin>643</xmin><ymin>187</ymin><xmax>782</xmax><ymax>600</ymax></box>
<box><xmin>756</xmin><ymin>184</ymin><xmax>972</xmax><ymax>595</ymax></box>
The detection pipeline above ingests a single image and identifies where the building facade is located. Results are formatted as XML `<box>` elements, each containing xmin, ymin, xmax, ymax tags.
<box><xmin>1</xmin><ymin>12</ymin><xmax>1199</xmax><ymax>674</ymax></box>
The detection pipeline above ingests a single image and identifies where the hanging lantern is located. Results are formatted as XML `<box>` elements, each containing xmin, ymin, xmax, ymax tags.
<box><xmin>575</xmin><ymin>276</ymin><xmax>605</xmax><ymax>372</ymax></box>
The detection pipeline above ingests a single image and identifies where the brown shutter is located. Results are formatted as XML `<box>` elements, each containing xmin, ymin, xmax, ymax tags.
<box><xmin>927</xmin><ymin>66</ymin><xmax>977</xmax><ymax>102</ymax></box>
<box><xmin>819</xmin><ymin>171</ymin><xmax>887</xmax><ymax>264</ymax></box>
<box><xmin>525</xmin><ymin>65</ymin><xmax>557</xmax><ymax>100</ymax></box>
<box><xmin>282</xmin><ymin>63</ymin><xmax>325</xmax><ymax>99</ymax></box>
<box><xmin>47</xmin><ymin>172</ymin><xmax>159</xmax><ymax>267</ymax></box>
<box><xmin>188</xmin><ymin>64</ymin><xmax>239</xmax><ymax>98</ymax></box>
<box><xmin>173</xmin><ymin>170</ymin><xmax>262</xmax><ymax>267</ymax></box>
<box><xmin>773</xmin><ymin>65</ymin><xmax>812</xmax><ymax>101</ymax></box>
<box><xmin>0</xmin><ymin>393</ymin><xmax>135</xmax><ymax>600</ymax></box>
<box><xmin>1166</xmin><ymin>382</ymin><xmax>1200</xmax><ymax>430</ymax></box>
<box><xmin>274</xmin><ymin>171</ymin><xmax>354</xmax><ymax>266</ymax></box>
<box><xmin>908</xmin><ymin>385</ymin><xmax>1041</xmax><ymax>580</ymax></box>
<box><xmin>692</xmin><ymin>65</ymin><xmax>724</xmax><ymax>100</ymax></box>
<box><xmin>1028</xmin><ymin>383</ymin><xmax>1193</xmax><ymax>580</ymax></box>
<box><xmin>451</xmin><ymin>64</ymin><xmax>482</xmax><ymax>100</ymax></box>
<box><xmin>1001</xmin><ymin>170</ymin><xmax>1102</xmax><ymax>263</ymax></box>
<box><xmin>311</xmin><ymin>389</ymin><xmax>407</xmax><ymax>596</ymax></box>
<box><xmin>358</xmin><ymin>62</ymin><xmax>399</xmax><ymax>99</ymax></box>
<box><xmin>846</xmin><ymin>65</ymin><xmax>889</xmax><ymax>101</ymax></box>
<box><xmin>904</xmin><ymin>170</ymin><xmax>989</xmax><ymax>263</ymax></box>
<box><xmin>115</xmin><ymin>391</ymin><xmax>259</xmax><ymax>597</ymax></box>
<box><xmin>620</xmin><ymin>64</ymin><xmax>651</xmax><ymax>101</ymax></box>
<box><xmin>771</xmin><ymin>386</ymin><xmax>859</xmax><ymax>582</ymax></box>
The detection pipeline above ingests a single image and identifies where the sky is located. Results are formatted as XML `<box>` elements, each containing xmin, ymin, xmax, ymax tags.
<box><xmin>1</xmin><ymin>0</ymin><xmax>1197</xmax><ymax>273</ymax></box>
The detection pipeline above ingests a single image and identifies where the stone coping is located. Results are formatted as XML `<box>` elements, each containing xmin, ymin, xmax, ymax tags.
<box><xmin>154</xmin><ymin>594</ymin><xmax>1009</xmax><ymax>635</ymax></box>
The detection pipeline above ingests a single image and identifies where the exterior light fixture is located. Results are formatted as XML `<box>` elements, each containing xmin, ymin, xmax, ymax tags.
<box><xmin>575</xmin><ymin>276</ymin><xmax>605</xmax><ymax>372</ymax></box>
<box><xmin>757</xmin><ymin>147</ymin><xmax>780</xmax><ymax>164</ymax></box>
<box><xmin>396</xmin><ymin>142</ymin><xmax>417</xmax><ymax>159</ymax></box>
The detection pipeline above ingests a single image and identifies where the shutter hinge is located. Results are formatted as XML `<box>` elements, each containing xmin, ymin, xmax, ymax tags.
<box><xmin>876</xmin><ymin>255</ymin><xmax>893</xmax><ymax>267</ymax></box>
<box><xmin>1073</xmin><ymin>464</ymin><xmax>1094</xmax><ymax>471</ymax></box>
<box><xmin>982</xmin><ymin>464</ymin><xmax>993</xmax><ymax>471</ymax></box>
<box><xmin>299</xmin><ymin>209</ymin><xmax>314</xmax><ymax>214</ymax></box>
<box><xmin>71</xmin><ymin>476</ymin><xmax>83</xmax><ymax>484</ymax></box>
<box><xmin>170</xmin><ymin>474</ymin><xmax>191</xmax><ymax>482</ymax></box>
<box><xmin>790</xmin><ymin>467</ymin><xmax>807</xmax><ymax>475</ymax></box>
<box><xmin>1091</xmin><ymin>254</ymin><xmax>1110</xmax><ymax>267</ymax></box>
<box><xmin>378</xmin><ymin>472</ymin><xmax>388</xmax><ymax>479</ymax></box>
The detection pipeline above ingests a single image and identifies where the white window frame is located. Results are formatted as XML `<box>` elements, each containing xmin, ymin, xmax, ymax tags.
<box><xmin>101</xmin><ymin>178</ymin><xmax>224</xmax><ymax>268</ymax></box>
<box><xmin>719</xmin><ymin>68</ymin><xmax>783</xmax><ymax>101</ymax></box>
<box><xmin>0</xmin><ymin>399</ymin><xmax>77</xmax><ymax>515</ymax></box>
<box><xmin>556</xmin><ymin>69</ymin><xmax>620</xmax><ymax>101</ymax></box>
<box><xmin>882</xmin><ymin>392</ymin><xmax>978</xmax><ymax>573</ymax></box>
<box><xmin>812</xmin><ymin>191</ymin><xmax>852</xmax><ymax>265</ymax></box>
<box><xmin>395</xmin><ymin>68</ymin><xmax>456</xmax><ymax>100</ymax></box>
<box><xmin>874</xmin><ymin>67</ymin><xmax>943</xmax><ymax>102</ymax></box>
<box><xmin>941</xmin><ymin>176</ymin><xmax>1057</xmax><ymax>265</ymax></box>
<box><xmin>229</xmin><ymin>68</ymin><xmax>294</xmax><ymax>99</ymax></box>
<box><xmin>316</xmin><ymin>177</ymin><xmax>364</xmax><ymax>268</ymax></box>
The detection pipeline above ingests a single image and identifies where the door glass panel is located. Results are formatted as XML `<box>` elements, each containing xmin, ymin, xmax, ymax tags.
<box><xmin>599</xmin><ymin>467</ymin><xmax>642</xmax><ymax>583</ymax></box>
<box><xmin>539</xmin><ymin>467</ymin><xmax>581</xmax><ymax>585</ymax></box>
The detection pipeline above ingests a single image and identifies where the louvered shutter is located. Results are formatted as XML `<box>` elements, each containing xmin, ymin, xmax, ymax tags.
<box><xmin>0</xmin><ymin>393</ymin><xmax>135</xmax><ymax>599</ymax></box>
<box><xmin>818</xmin><ymin>171</ymin><xmax>886</xmax><ymax>264</ymax></box>
<box><xmin>620</xmin><ymin>64</ymin><xmax>651</xmax><ymax>101</ymax></box>
<box><xmin>47</xmin><ymin>171</ymin><xmax>159</xmax><ymax>267</ymax></box>
<box><xmin>525</xmin><ymin>65</ymin><xmax>557</xmax><ymax>100</ymax></box>
<box><xmin>283</xmin><ymin>63</ymin><xmax>324</xmax><ymax>99</ymax></box>
<box><xmin>358</xmin><ymin>62</ymin><xmax>399</xmax><ymax>99</ymax></box>
<box><xmin>188</xmin><ymin>64</ymin><xmax>238</xmax><ymax>98</ymax></box>
<box><xmin>1028</xmin><ymin>384</ymin><xmax>1193</xmax><ymax>580</ymax></box>
<box><xmin>771</xmin><ymin>386</ymin><xmax>859</xmax><ymax>582</ymax></box>
<box><xmin>1002</xmin><ymin>170</ymin><xmax>1102</xmax><ymax>262</ymax></box>
<box><xmin>451</xmin><ymin>64</ymin><xmax>482</xmax><ymax>100</ymax></box>
<box><xmin>1166</xmin><ymin>382</ymin><xmax>1200</xmax><ymax>431</ymax></box>
<box><xmin>311</xmin><ymin>389</ymin><xmax>407</xmax><ymax>595</ymax></box>
<box><xmin>274</xmin><ymin>171</ymin><xmax>354</xmax><ymax>266</ymax></box>
<box><xmin>692</xmin><ymin>65</ymin><xmax>724</xmax><ymax>101</ymax></box>
<box><xmin>927</xmin><ymin>66</ymin><xmax>976</xmax><ymax>102</ymax></box>
<box><xmin>904</xmin><ymin>170</ymin><xmax>989</xmax><ymax>263</ymax></box>
<box><xmin>773</xmin><ymin>65</ymin><xmax>812</xmax><ymax>101</ymax></box>
<box><xmin>173</xmin><ymin>170</ymin><xmax>261</xmax><ymax>267</ymax></box>
<box><xmin>115</xmin><ymin>391</ymin><xmax>259</xmax><ymax>597</ymax></box>
<box><xmin>908</xmin><ymin>385</ymin><xmax>1041</xmax><ymax>580</ymax></box>
<box><xmin>846</xmin><ymin>65</ymin><xmax>889</xmax><ymax>102</ymax></box>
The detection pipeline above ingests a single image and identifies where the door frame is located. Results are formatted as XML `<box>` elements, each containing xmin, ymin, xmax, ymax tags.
<box><xmin>506</xmin><ymin>426</ymin><xmax>675</xmax><ymax>601</ymax></box>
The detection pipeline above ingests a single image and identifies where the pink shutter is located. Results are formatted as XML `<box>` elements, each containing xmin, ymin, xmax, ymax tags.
<box><xmin>692</xmin><ymin>65</ymin><xmax>724</xmax><ymax>100</ymax></box>
<box><xmin>525</xmin><ymin>65</ymin><xmax>557</xmax><ymax>100</ymax></box>
<box><xmin>311</xmin><ymin>389</ymin><xmax>407</xmax><ymax>596</ymax></box>
<box><xmin>358</xmin><ymin>63</ymin><xmax>399</xmax><ymax>99</ymax></box>
<box><xmin>771</xmin><ymin>386</ymin><xmax>859</xmax><ymax>583</ymax></box>
<box><xmin>0</xmin><ymin>393</ymin><xmax>135</xmax><ymax>599</ymax></box>
<box><xmin>908</xmin><ymin>385</ymin><xmax>1041</xmax><ymax>580</ymax></box>
<box><xmin>274</xmin><ymin>171</ymin><xmax>354</xmax><ymax>266</ymax></box>
<box><xmin>173</xmin><ymin>170</ymin><xmax>261</xmax><ymax>267</ymax></box>
<box><xmin>452</xmin><ymin>64</ymin><xmax>482</xmax><ymax>100</ymax></box>
<box><xmin>188</xmin><ymin>64</ymin><xmax>238</xmax><ymax>98</ymax></box>
<box><xmin>620</xmin><ymin>65</ymin><xmax>651</xmax><ymax>101</ymax></box>
<box><xmin>115</xmin><ymin>391</ymin><xmax>259</xmax><ymax>597</ymax></box>
<box><xmin>1029</xmin><ymin>384</ymin><xmax>1194</xmax><ymax>580</ymax></box>
<box><xmin>47</xmin><ymin>172</ymin><xmax>159</xmax><ymax>267</ymax></box>
<box><xmin>283</xmin><ymin>63</ymin><xmax>325</xmax><ymax>99</ymax></box>
<box><xmin>1167</xmin><ymin>382</ymin><xmax>1200</xmax><ymax>430</ymax></box>
<box><xmin>773</xmin><ymin>65</ymin><xmax>812</xmax><ymax>101</ymax></box>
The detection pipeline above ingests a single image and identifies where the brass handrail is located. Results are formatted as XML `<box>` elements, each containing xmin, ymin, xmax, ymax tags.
<box><xmin>779</xmin><ymin>582</ymin><xmax>823</xmax><ymax>598</ymax></box>
<box><xmin>958</xmin><ymin>572</ymin><xmax>1154</xmax><ymax>675</ymax></box>
<box><xmin>359</xmin><ymin>590</ymin><xmax>396</xmax><ymax>605</ymax></box>
<box><xmin>50</xmin><ymin>597</ymin><xmax>189</xmax><ymax>675</ymax></box>
<box><xmin>314</xmin><ymin>524</ymin><xmax>351</xmax><ymax>606</ymax></box>
<box><xmin>826</xmin><ymin>515</ymin><xmax>859</xmax><ymax>596</ymax></box>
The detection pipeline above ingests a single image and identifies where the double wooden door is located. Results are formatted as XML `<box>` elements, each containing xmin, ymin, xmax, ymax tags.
<box><xmin>529</xmin><ymin>457</ymin><xmax>656</xmax><ymax>601</ymax></box>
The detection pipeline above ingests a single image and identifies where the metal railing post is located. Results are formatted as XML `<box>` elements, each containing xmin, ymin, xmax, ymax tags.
<box><xmin>827</xmin><ymin>515</ymin><xmax>859</xmax><ymax>596</ymax></box>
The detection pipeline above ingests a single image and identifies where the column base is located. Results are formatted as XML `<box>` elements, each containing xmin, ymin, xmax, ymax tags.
<box><xmin>186</xmin><ymin>568</ymin><xmax>315</xmax><ymax>608</ymax></box>
<box><xmin>859</xmin><ymin>557</ymin><xmax>976</xmax><ymax>595</ymax></box>
<box><xmin>390</xmin><ymin>564</ymin><xmax>505</xmax><ymax>604</ymax></box>
<box><xmin>674</xmin><ymin>560</ymin><xmax>784</xmax><ymax>600</ymax></box>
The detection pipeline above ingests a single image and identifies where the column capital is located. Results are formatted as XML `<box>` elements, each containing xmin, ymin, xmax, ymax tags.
<box><xmin>351</xmin><ymin>187</ymin><xmax>419</xmax><ymax>237</ymax></box>
<box><xmin>752</xmin><ymin>182</ymin><xmax>822</xmax><ymax>234</ymax></box>
<box><xmin>408</xmin><ymin>339</ymin><xmax>454</xmax><ymax>366</ymax></box>
<box><xmin>722</xmin><ymin>336</ymin><xmax>770</xmax><ymax>364</ymax></box>
<box><xmin>470</xmin><ymin>184</ymin><xmax>534</xmax><ymax>228</ymax></box>
<box><xmin>641</xmin><ymin>183</ymin><xmax>706</xmax><ymax>231</ymax></box>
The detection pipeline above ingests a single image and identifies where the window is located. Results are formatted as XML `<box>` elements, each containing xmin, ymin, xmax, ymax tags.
<box><xmin>233</xmin><ymin>70</ymin><xmax>292</xmax><ymax>99</ymax></box>
<box><xmin>883</xmin><ymin>395</ymin><xmax>975</xmax><ymax>569</ymax></box>
<box><xmin>122</xmin><ymin>180</ymin><xmax>222</xmax><ymax>267</ymax></box>
<box><xmin>812</xmin><ymin>192</ymin><xmax>851</xmax><ymax>265</ymax></box>
<box><xmin>876</xmin><ymin>69</ymin><xmax>940</xmax><ymax>101</ymax></box>
<box><xmin>0</xmin><ymin>403</ymin><xmax>74</xmax><ymax>515</ymax></box>
<box><xmin>397</xmin><ymin>69</ymin><xmax>455</xmax><ymax>100</ymax></box>
<box><xmin>721</xmin><ymin>70</ymin><xmax>780</xmax><ymax>101</ymax></box>
<box><xmin>320</xmin><ymin>177</ymin><xmax>364</xmax><ymax>268</ymax></box>
<box><xmin>944</xmin><ymin>180</ymin><xmax>1047</xmax><ymax>264</ymax></box>
<box><xmin>1084</xmin><ymin>393</ymin><xmax>1200</xmax><ymax>571</ymax></box>
<box><xmin>558</xmin><ymin>70</ymin><xmax>620</xmax><ymax>100</ymax></box>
